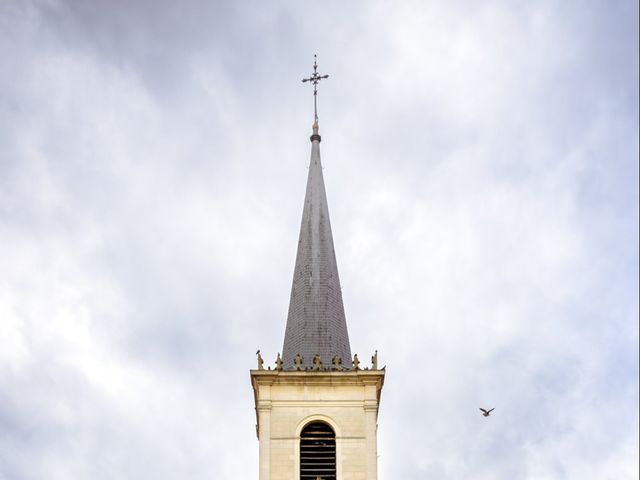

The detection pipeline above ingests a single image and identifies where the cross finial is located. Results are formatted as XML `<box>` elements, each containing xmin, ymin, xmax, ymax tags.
<box><xmin>302</xmin><ymin>54</ymin><xmax>329</xmax><ymax>125</ymax></box>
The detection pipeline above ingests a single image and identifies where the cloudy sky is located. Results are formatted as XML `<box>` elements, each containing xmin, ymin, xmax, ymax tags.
<box><xmin>1</xmin><ymin>1</ymin><xmax>638</xmax><ymax>479</ymax></box>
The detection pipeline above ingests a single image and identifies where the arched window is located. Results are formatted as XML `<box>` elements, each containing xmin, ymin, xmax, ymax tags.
<box><xmin>300</xmin><ymin>421</ymin><xmax>336</xmax><ymax>480</ymax></box>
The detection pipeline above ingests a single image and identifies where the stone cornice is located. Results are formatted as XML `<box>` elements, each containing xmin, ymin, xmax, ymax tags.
<box><xmin>250</xmin><ymin>369</ymin><xmax>385</xmax><ymax>391</ymax></box>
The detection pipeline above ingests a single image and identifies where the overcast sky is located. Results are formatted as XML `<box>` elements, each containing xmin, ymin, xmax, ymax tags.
<box><xmin>1</xmin><ymin>1</ymin><xmax>638</xmax><ymax>479</ymax></box>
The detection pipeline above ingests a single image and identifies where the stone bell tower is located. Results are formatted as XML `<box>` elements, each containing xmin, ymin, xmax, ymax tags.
<box><xmin>250</xmin><ymin>57</ymin><xmax>384</xmax><ymax>480</ymax></box>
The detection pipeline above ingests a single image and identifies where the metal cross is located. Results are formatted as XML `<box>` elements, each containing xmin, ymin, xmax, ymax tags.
<box><xmin>302</xmin><ymin>54</ymin><xmax>329</xmax><ymax>124</ymax></box>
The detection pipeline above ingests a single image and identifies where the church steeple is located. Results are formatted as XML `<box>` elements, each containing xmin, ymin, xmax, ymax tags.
<box><xmin>281</xmin><ymin>119</ymin><xmax>352</xmax><ymax>369</ymax></box>
<box><xmin>250</xmin><ymin>59</ymin><xmax>384</xmax><ymax>480</ymax></box>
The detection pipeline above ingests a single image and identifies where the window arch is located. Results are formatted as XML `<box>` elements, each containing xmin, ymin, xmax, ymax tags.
<box><xmin>300</xmin><ymin>421</ymin><xmax>336</xmax><ymax>480</ymax></box>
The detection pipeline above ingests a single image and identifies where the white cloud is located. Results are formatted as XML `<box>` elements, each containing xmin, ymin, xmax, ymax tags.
<box><xmin>0</xmin><ymin>1</ymin><xmax>637</xmax><ymax>479</ymax></box>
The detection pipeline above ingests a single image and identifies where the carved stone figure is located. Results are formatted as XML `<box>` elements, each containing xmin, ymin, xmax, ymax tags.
<box><xmin>352</xmin><ymin>353</ymin><xmax>360</xmax><ymax>370</ymax></box>
<box><xmin>256</xmin><ymin>350</ymin><xmax>264</xmax><ymax>370</ymax></box>
<box><xmin>332</xmin><ymin>355</ymin><xmax>342</xmax><ymax>370</ymax></box>
<box><xmin>313</xmin><ymin>354</ymin><xmax>322</xmax><ymax>371</ymax></box>
<box><xmin>371</xmin><ymin>350</ymin><xmax>378</xmax><ymax>370</ymax></box>
<box><xmin>275</xmin><ymin>352</ymin><xmax>283</xmax><ymax>371</ymax></box>
<box><xmin>294</xmin><ymin>354</ymin><xmax>303</xmax><ymax>371</ymax></box>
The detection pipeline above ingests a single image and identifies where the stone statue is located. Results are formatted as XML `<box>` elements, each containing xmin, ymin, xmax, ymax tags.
<box><xmin>332</xmin><ymin>355</ymin><xmax>342</xmax><ymax>370</ymax></box>
<box><xmin>313</xmin><ymin>354</ymin><xmax>322</xmax><ymax>371</ymax></box>
<box><xmin>275</xmin><ymin>352</ymin><xmax>283</xmax><ymax>371</ymax></box>
<box><xmin>256</xmin><ymin>349</ymin><xmax>264</xmax><ymax>370</ymax></box>
<box><xmin>371</xmin><ymin>350</ymin><xmax>378</xmax><ymax>370</ymax></box>
<box><xmin>294</xmin><ymin>354</ymin><xmax>303</xmax><ymax>371</ymax></box>
<box><xmin>352</xmin><ymin>353</ymin><xmax>360</xmax><ymax>370</ymax></box>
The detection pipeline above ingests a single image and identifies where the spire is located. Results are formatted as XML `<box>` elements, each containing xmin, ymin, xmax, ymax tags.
<box><xmin>281</xmin><ymin>120</ymin><xmax>351</xmax><ymax>369</ymax></box>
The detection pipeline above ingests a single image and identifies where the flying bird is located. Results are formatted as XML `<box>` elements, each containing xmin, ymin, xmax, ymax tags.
<box><xmin>479</xmin><ymin>408</ymin><xmax>495</xmax><ymax>417</ymax></box>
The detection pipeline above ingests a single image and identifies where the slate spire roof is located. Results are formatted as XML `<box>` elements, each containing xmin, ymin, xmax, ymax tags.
<box><xmin>281</xmin><ymin>123</ymin><xmax>352</xmax><ymax>369</ymax></box>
